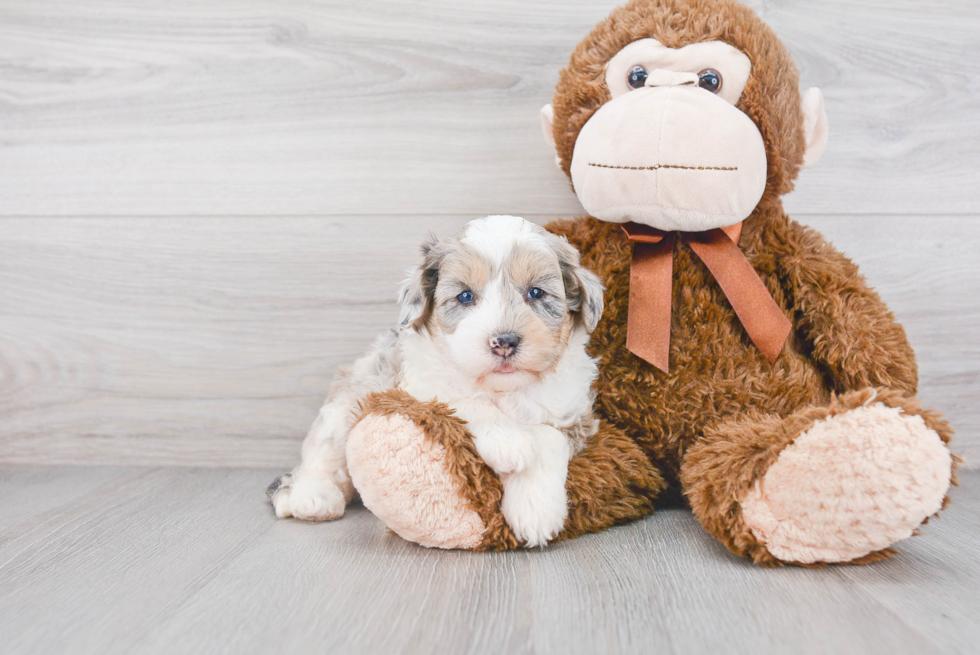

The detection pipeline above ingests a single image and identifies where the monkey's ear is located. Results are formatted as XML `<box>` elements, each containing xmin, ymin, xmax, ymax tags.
<box><xmin>540</xmin><ymin>104</ymin><xmax>563</xmax><ymax>169</ymax></box>
<box><xmin>801</xmin><ymin>87</ymin><xmax>829</xmax><ymax>168</ymax></box>
<box><xmin>540</xmin><ymin>104</ymin><xmax>555</xmax><ymax>147</ymax></box>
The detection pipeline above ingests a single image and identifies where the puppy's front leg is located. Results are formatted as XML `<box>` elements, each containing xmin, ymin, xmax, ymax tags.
<box><xmin>268</xmin><ymin>401</ymin><xmax>357</xmax><ymax>521</ymax></box>
<box><xmin>499</xmin><ymin>425</ymin><xmax>571</xmax><ymax>547</ymax></box>
<box><xmin>448</xmin><ymin>399</ymin><xmax>538</xmax><ymax>474</ymax></box>
<box><xmin>449</xmin><ymin>401</ymin><xmax>570</xmax><ymax>546</ymax></box>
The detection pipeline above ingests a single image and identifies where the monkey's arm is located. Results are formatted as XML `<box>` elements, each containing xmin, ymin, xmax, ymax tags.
<box><xmin>773</xmin><ymin>218</ymin><xmax>918</xmax><ymax>394</ymax></box>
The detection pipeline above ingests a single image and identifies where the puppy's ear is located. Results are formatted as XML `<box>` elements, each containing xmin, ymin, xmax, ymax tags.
<box><xmin>398</xmin><ymin>234</ymin><xmax>443</xmax><ymax>332</ymax></box>
<box><xmin>554</xmin><ymin>236</ymin><xmax>605</xmax><ymax>333</ymax></box>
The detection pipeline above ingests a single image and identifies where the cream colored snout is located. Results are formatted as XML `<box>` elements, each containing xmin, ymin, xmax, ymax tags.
<box><xmin>568</xmin><ymin>75</ymin><xmax>768</xmax><ymax>232</ymax></box>
<box><xmin>641</xmin><ymin>69</ymin><xmax>699</xmax><ymax>88</ymax></box>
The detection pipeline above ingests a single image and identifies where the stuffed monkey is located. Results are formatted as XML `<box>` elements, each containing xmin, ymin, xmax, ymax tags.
<box><xmin>344</xmin><ymin>0</ymin><xmax>956</xmax><ymax>565</ymax></box>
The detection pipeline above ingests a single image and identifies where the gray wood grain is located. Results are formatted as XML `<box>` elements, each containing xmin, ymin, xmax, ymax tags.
<box><xmin>835</xmin><ymin>483</ymin><xmax>980</xmax><ymax>655</ymax></box>
<box><xmin>0</xmin><ymin>467</ymin><xmax>275</xmax><ymax>654</ymax></box>
<box><xmin>1</xmin><ymin>214</ymin><xmax>976</xmax><ymax>467</ymax></box>
<box><xmin>0</xmin><ymin>465</ymin><xmax>134</xmax><ymax>535</ymax></box>
<box><xmin>1</xmin><ymin>465</ymin><xmax>976</xmax><ymax>655</ymax></box>
<box><xmin>0</xmin><ymin>0</ymin><xmax>977</xmax><ymax>218</ymax></box>
<box><xmin>0</xmin><ymin>215</ymin><xmax>468</xmax><ymax>467</ymax></box>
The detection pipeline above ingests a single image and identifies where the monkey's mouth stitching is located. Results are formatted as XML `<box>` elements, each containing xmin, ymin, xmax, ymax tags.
<box><xmin>589</xmin><ymin>163</ymin><xmax>737</xmax><ymax>171</ymax></box>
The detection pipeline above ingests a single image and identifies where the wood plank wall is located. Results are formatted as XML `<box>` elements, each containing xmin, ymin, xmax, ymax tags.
<box><xmin>1</xmin><ymin>0</ymin><xmax>977</xmax><ymax>467</ymax></box>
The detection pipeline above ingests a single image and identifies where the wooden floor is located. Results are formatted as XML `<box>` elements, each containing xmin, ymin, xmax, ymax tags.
<box><xmin>2</xmin><ymin>465</ymin><xmax>977</xmax><ymax>655</ymax></box>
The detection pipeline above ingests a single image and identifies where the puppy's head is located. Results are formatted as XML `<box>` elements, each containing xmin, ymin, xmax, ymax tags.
<box><xmin>399</xmin><ymin>215</ymin><xmax>604</xmax><ymax>392</ymax></box>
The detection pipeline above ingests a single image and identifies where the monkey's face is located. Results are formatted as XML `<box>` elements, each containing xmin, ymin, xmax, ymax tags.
<box><xmin>569</xmin><ymin>39</ymin><xmax>767</xmax><ymax>232</ymax></box>
<box><xmin>542</xmin><ymin>1</ymin><xmax>829</xmax><ymax>230</ymax></box>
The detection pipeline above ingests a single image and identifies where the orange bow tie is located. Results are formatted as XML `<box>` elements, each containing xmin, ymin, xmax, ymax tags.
<box><xmin>622</xmin><ymin>221</ymin><xmax>792</xmax><ymax>373</ymax></box>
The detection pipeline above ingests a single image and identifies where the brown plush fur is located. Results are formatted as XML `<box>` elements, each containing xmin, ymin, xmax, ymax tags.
<box><xmin>560</xmin><ymin>423</ymin><xmax>666</xmax><ymax>541</ymax></box>
<box><xmin>353</xmin><ymin>0</ymin><xmax>954</xmax><ymax>563</ymax></box>
<box><xmin>545</xmin><ymin>201</ymin><xmax>946</xmax><ymax>563</ymax></box>
<box><xmin>536</xmin><ymin>0</ymin><xmax>952</xmax><ymax>564</ymax></box>
<box><xmin>549</xmin><ymin>206</ymin><xmax>921</xmax><ymax>490</ymax></box>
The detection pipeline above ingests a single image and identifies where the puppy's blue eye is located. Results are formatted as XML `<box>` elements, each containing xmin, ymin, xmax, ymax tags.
<box><xmin>457</xmin><ymin>290</ymin><xmax>474</xmax><ymax>304</ymax></box>
<box><xmin>526</xmin><ymin>287</ymin><xmax>544</xmax><ymax>300</ymax></box>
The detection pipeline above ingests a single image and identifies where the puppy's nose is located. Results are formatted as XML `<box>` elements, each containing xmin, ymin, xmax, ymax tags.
<box><xmin>489</xmin><ymin>332</ymin><xmax>521</xmax><ymax>357</ymax></box>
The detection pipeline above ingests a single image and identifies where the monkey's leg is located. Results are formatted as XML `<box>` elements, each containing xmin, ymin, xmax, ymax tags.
<box><xmin>346</xmin><ymin>390</ymin><xmax>664</xmax><ymax>550</ymax></box>
<box><xmin>680</xmin><ymin>388</ymin><xmax>956</xmax><ymax>566</ymax></box>
<box><xmin>557</xmin><ymin>421</ymin><xmax>664</xmax><ymax>542</ymax></box>
<box><xmin>346</xmin><ymin>389</ymin><xmax>516</xmax><ymax>550</ymax></box>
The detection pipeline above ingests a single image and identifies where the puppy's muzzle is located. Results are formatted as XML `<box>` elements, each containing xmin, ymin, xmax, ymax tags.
<box><xmin>489</xmin><ymin>332</ymin><xmax>521</xmax><ymax>358</ymax></box>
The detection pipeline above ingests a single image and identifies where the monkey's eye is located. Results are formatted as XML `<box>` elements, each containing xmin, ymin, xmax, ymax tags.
<box><xmin>526</xmin><ymin>287</ymin><xmax>544</xmax><ymax>300</ymax></box>
<box><xmin>627</xmin><ymin>65</ymin><xmax>648</xmax><ymax>89</ymax></box>
<box><xmin>457</xmin><ymin>290</ymin><xmax>474</xmax><ymax>304</ymax></box>
<box><xmin>697</xmin><ymin>69</ymin><xmax>722</xmax><ymax>93</ymax></box>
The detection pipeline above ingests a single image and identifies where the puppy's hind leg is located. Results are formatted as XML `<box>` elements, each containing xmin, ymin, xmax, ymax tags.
<box><xmin>500</xmin><ymin>426</ymin><xmax>571</xmax><ymax>547</ymax></box>
<box><xmin>269</xmin><ymin>400</ymin><xmax>358</xmax><ymax>521</ymax></box>
<box><xmin>270</xmin><ymin>331</ymin><xmax>400</xmax><ymax>521</ymax></box>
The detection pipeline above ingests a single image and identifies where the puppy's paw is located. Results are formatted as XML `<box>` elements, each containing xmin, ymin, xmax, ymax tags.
<box><xmin>474</xmin><ymin>432</ymin><xmax>535</xmax><ymax>474</ymax></box>
<box><xmin>501</xmin><ymin>471</ymin><xmax>569</xmax><ymax>548</ymax></box>
<box><xmin>267</xmin><ymin>473</ymin><xmax>346</xmax><ymax>521</ymax></box>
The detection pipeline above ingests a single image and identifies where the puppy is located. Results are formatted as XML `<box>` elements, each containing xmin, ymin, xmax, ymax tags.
<box><xmin>267</xmin><ymin>215</ymin><xmax>604</xmax><ymax>546</ymax></box>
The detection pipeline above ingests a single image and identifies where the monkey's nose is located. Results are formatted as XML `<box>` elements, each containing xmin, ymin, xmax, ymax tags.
<box><xmin>489</xmin><ymin>332</ymin><xmax>521</xmax><ymax>357</ymax></box>
<box><xmin>644</xmin><ymin>69</ymin><xmax>699</xmax><ymax>88</ymax></box>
